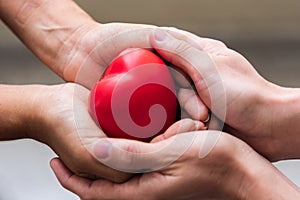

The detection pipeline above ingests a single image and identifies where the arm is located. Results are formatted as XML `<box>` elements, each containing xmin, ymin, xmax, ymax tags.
<box><xmin>267</xmin><ymin>88</ymin><xmax>300</xmax><ymax>160</ymax></box>
<box><xmin>0</xmin><ymin>0</ymin><xmax>93</xmax><ymax>79</ymax></box>
<box><xmin>0</xmin><ymin>84</ymin><xmax>39</xmax><ymax>140</ymax></box>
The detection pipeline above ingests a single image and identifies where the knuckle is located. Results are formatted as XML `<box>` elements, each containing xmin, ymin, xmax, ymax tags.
<box><xmin>117</xmin><ymin>143</ymin><xmax>152</xmax><ymax>172</ymax></box>
<box><xmin>204</xmin><ymin>38</ymin><xmax>227</xmax><ymax>48</ymax></box>
<box><xmin>174</xmin><ymin>40</ymin><xmax>193</xmax><ymax>55</ymax></box>
<box><xmin>213</xmin><ymin>40</ymin><xmax>227</xmax><ymax>48</ymax></box>
<box><xmin>122</xmin><ymin>144</ymin><xmax>140</xmax><ymax>166</ymax></box>
<box><xmin>166</xmin><ymin>26</ymin><xmax>179</xmax><ymax>31</ymax></box>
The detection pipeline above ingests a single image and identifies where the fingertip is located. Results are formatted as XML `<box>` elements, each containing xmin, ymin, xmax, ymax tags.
<box><xmin>198</xmin><ymin>106</ymin><xmax>210</xmax><ymax>122</ymax></box>
<box><xmin>50</xmin><ymin>157</ymin><xmax>62</xmax><ymax>173</ymax></box>
<box><xmin>50</xmin><ymin>158</ymin><xmax>72</xmax><ymax>181</ymax></box>
<box><xmin>151</xmin><ymin>134</ymin><xmax>166</xmax><ymax>143</ymax></box>
<box><xmin>49</xmin><ymin>157</ymin><xmax>58</xmax><ymax>168</ymax></box>
<box><xmin>195</xmin><ymin>121</ymin><xmax>207</xmax><ymax>130</ymax></box>
<box><xmin>50</xmin><ymin>158</ymin><xmax>94</xmax><ymax>196</ymax></box>
<box><xmin>93</xmin><ymin>139</ymin><xmax>112</xmax><ymax>160</ymax></box>
<box><xmin>158</xmin><ymin>118</ymin><xmax>205</xmax><ymax>142</ymax></box>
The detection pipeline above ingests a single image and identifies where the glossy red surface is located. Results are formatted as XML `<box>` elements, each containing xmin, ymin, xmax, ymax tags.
<box><xmin>89</xmin><ymin>48</ymin><xmax>177</xmax><ymax>141</ymax></box>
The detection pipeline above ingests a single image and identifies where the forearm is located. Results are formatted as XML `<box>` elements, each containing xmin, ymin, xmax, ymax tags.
<box><xmin>262</xmin><ymin>85</ymin><xmax>300</xmax><ymax>160</ymax></box>
<box><xmin>0</xmin><ymin>0</ymin><xmax>94</xmax><ymax>78</ymax></box>
<box><xmin>0</xmin><ymin>85</ymin><xmax>40</xmax><ymax>140</ymax></box>
<box><xmin>276</xmin><ymin>87</ymin><xmax>300</xmax><ymax>159</ymax></box>
<box><xmin>231</xmin><ymin>146</ymin><xmax>300</xmax><ymax>199</ymax></box>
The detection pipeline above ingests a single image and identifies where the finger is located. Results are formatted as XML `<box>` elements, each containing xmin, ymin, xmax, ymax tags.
<box><xmin>164</xmin><ymin>27</ymin><xmax>228</xmax><ymax>53</ymax></box>
<box><xmin>50</xmin><ymin>158</ymin><xmax>93</xmax><ymax>196</ymax></box>
<box><xmin>150</xmin><ymin>28</ymin><xmax>226</xmax><ymax>121</ymax></box>
<box><xmin>208</xmin><ymin>114</ymin><xmax>222</xmax><ymax>130</ymax></box>
<box><xmin>170</xmin><ymin>64</ymin><xmax>194</xmax><ymax>88</ymax></box>
<box><xmin>178</xmin><ymin>88</ymin><xmax>209</xmax><ymax>121</ymax></box>
<box><xmin>51</xmin><ymin>158</ymin><xmax>127</xmax><ymax>200</ymax></box>
<box><xmin>92</xmin><ymin>132</ymin><xmax>200</xmax><ymax>173</ymax></box>
<box><xmin>162</xmin><ymin>27</ymin><xmax>204</xmax><ymax>50</ymax></box>
<box><xmin>91</xmin><ymin>25</ymin><xmax>156</xmax><ymax>67</ymax></box>
<box><xmin>152</xmin><ymin>119</ymin><xmax>206</xmax><ymax>143</ymax></box>
<box><xmin>150</xmin><ymin>28</ymin><xmax>214</xmax><ymax>97</ymax></box>
<box><xmin>180</xmin><ymin>109</ymin><xmax>191</xmax><ymax>119</ymax></box>
<box><xmin>51</xmin><ymin>157</ymin><xmax>164</xmax><ymax>200</ymax></box>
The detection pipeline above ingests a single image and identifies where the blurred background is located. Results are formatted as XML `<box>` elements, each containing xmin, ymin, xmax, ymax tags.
<box><xmin>1</xmin><ymin>0</ymin><xmax>300</xmax><ymax>199</ymax></box>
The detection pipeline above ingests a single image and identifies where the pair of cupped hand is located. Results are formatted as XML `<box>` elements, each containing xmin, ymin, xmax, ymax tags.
<box><xmin>39</xmin><ymin>23</ymin><xmax>299</xmax><ymax>199</ymax></box>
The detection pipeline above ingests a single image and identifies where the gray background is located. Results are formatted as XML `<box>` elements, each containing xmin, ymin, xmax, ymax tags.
<box><xmin>0</xmin><ymin>0</ymin><xmax>299</xmax><ymax>199</ymax></box>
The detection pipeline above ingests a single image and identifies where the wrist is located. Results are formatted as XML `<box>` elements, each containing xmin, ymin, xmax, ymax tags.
<box><xmin>0</xmin><ymin>85</ymin><xmax>43</xmax><ymax>140</ymax></box>
<box><xmin>24</xmin><ymin>84</ymin><xmax>62</xmax><ymax>143</ymax></box>
<box><xmin>268</xmin><ymin>86</ymin><xmax>300</xmax><ymax>160</ymax></box>
<box><xmin>26</xmin><ymin>0</ymin><xmax>95</xmax><ymax>77</ymax></box>
<box><xmin>234</xmin><ymin>145</ymin><xmax>300</xmax><ymax>199</ymax></box>
<box><xmin>206</xmin><ymin>135</ymin><xmax>260</xmax><ymax>199</ymax></box>
<box><xmin>249</xmin><ymin>80</ymin><xmax>300</xmax><ymax>161</ymax></box>
<box><xmin>213</xmin><ymin>135</ymin><xmax>300</xmax><ymax>199</ymax></box>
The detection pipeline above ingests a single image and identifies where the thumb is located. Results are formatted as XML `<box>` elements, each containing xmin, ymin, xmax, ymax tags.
<box><xmin>91</xmin><ymin>25</ymin><xmax>156</xmax><ymax>67</ymax></box>
<box><xmin>91</xmin><ymin>132</ymin><xmax>199</xmax><ymax>173</ymax></box>
<box><xmin>75</xmin><ymin>24</ymin><xmax>156</xmax><ymax>89</ymax></box>
<box><xmin>150</xmin><ymin>28</ymin><xmax>226</xmax><ymax>120</ymax></box>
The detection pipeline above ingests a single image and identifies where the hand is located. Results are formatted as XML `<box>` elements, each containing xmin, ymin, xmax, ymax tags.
<box><xmin>150</xmin><ymin>29</ymin><xmax>300</xmax><ymax>161</ymax></box>
<box><xmin>0</xmin><ymin>82</ymin><xmax>206</xmax><ymax>183</ymax></box>
<box><xmin>24</xmin><ymin>83</ymin><xmax>133</xmax><ymax>182</ymax></box>
<box><xmin>53</xmin><ymin>22</ymin><xmax>160</xmax><ymax>89</ymax></box>
<box><xmin>27</xmin><ymin>83</ymin><xmax>206</xmax><ymax>182</ymax></box>
<box><xmin>50</xmin><ymin>131</ymin><xmax>300</xmax><ymax>200</ymax></box>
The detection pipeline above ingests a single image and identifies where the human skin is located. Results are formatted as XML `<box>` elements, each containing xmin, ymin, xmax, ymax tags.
<box><xmin>0</xmin><ymin>0</ymin><xmax>155</xmax><ymax>88</ymax></box>
<box><xmin>0</xmin><ymin>83</ymin><xmax>205</xmax><ymax>182</ymax></box>
<box><xmin>0</xmin><ymin>0</ymin><xmax>209</xmax><ymax>127</ymax></box>
<box><xmin>150</xmin><ymin>29</ymin><xmax>300</xmax><ymax>162</ymax></box>
<box><xmin>3</xmin><ymin>0</ymin><xmax>299</xmax><ymax>197</ymax></box>
<box><xmin>0</xmin><ymin>0</ymin><xmax>208</xmax><ymax>120</ymax></box>
<box><xmin>51</xmin><ymin>131</ymin><xmax>300</xmax><ymax>200</ymax></box>
<box><xmin>0</xmin><ymin>0</ymin><xmax>209</xmax><ymax>182</ymax></box>
<box><xmin>0</xmin><ymin>83</ymin><xmax>130</xmax><ymax>182</ymax></box>
<box><xmin>4</xmin><ymin>1</ymin><xmax>298</xmax><ymax>162</ymax></box>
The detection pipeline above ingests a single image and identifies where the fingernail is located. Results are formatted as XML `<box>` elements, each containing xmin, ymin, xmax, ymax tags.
<box><xmin>203</xmin><ymin>115</ymin><xmax>211</xmax><ymax>123</ymax></box>
<box><xmin>192</xmin><ymin>120</ymin><xmax>207</xmax><ymax>131</ymax></box>
<box><xmin>93</xmin><ymin>140</ymin><xmax>111</xmax><ymax>159</ymax></box>
<box><xmin>154</xmin><ymin>29</ymin><xmax>168</xmax><ymax>42</ymax></box>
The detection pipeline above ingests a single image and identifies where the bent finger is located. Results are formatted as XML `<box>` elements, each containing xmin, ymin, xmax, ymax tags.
<box><xmin>150</xmin><ymin>28</ymin><xmax>226</xmax><ymax>121</ymax></box>
<box><xmin>178</xmin><ymin>88</ymin><xmax>209</xmax><ymax>121</ymax></box>
<box><xmin>152</xmin><ymin>119</ymin><xmax>206</xmax><ymax>143</ymax></box>
<box><xmin>50</xmin><ymin>158</ymin><xmax>94</xmax><ymax>197</ymax></box>
<box><xmin>92</xmin><ymin>132</ymin><xmax>199</xmax><ymax>173</ymax></box>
